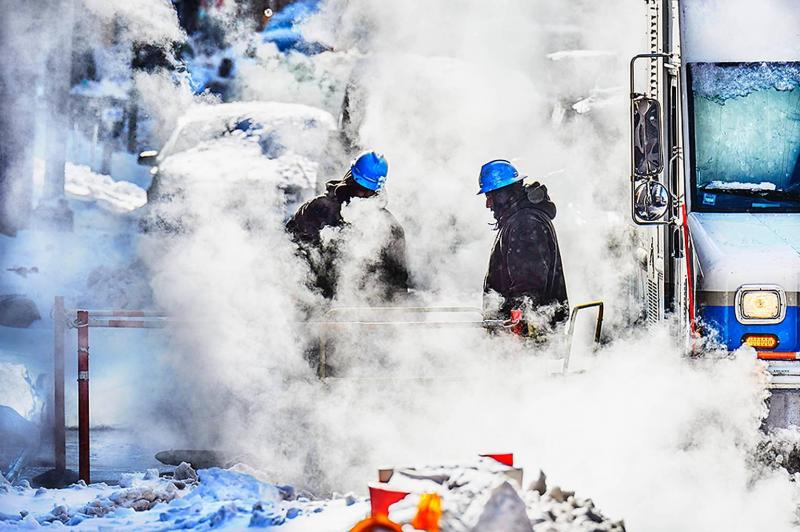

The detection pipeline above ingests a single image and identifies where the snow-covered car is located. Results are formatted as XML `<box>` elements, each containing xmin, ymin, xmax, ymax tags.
<box><xmin>138</xmin><ymin>101</ymin><xmax>336</xmax><ymax>232</ymax></box>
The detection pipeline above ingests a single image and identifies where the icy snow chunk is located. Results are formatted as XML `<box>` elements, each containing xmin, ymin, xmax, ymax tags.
<box><xmin>249</xmin><ymin>501</ymin><xmax>286</xmax><ymax>527</ymax></box>
<box><xmin>118</xmin><ymin>472</ymin><xmax>144</xmax><ymax>488</ymax></box>
<box><xmin>173</xmin><ymin>462</ymin><xmax>198</xmax><ymax>482</ymax></box>
<box><xmin>191</xmin><ymin>468</ymin><xmax>280</xmax><ymax>504</ymax></box>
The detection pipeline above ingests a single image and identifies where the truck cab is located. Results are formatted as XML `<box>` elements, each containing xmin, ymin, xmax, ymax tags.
<box><xmin>630</xmin><ymin>1</ymin><xmax>800</xmax><ymax>424</ymax></box>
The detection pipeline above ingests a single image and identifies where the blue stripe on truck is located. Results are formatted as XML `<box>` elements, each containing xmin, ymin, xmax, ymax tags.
<box><xmin>698</xmin><ymin>305</ymin><xmax>799</xmax><ymax>352</ymax></box>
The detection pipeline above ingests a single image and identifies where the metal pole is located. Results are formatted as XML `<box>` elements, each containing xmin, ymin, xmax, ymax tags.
<box><xmin>53</xmin><ymin>297</ymin><xmax>66</xmax><ymax>471</ymax></box>
<box><xmin>77</xmin><ymin>310</ymin><xmax>90</xmax><ymax>484</ymax></box>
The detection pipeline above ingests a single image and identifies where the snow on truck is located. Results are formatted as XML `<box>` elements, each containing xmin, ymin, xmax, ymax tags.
<box><xmin>630</xmin><ymin>1</ymin><xmax>800</xmax><ymax>426</ymax></box>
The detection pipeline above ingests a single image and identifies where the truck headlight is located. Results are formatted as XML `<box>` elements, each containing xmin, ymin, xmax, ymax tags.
<box><xmin>735</xmin><ymin>286</ymin><xmax>786</xmax><ymax>324</ymax></box>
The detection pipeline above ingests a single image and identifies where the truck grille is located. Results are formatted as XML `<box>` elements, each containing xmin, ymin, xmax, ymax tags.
<box><xmin>647</xmin><ymin>276</ymin><xmax>660</xmax><ymax>324</ymax></box>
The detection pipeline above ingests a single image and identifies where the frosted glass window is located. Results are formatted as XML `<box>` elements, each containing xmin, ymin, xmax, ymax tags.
<box><xmin>689</xmin><ymin>62</ymin><xmax>800</xmax><ymax>211</ymax></box>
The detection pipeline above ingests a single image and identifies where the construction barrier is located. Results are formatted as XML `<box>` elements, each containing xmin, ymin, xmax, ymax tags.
<box><xmin>52</xmin><ymin>298</ymin><xmax>173</xmax><ymax>484</ymax></box>
<box><xmin>316</xmin><ymin>306</ymin><xmax>506</xmax><ymax>378</ymax></box>
<box><xmin>52</xmin><ymin>298</ymin><xmax>603</xmax><ymax>484</ymax></box>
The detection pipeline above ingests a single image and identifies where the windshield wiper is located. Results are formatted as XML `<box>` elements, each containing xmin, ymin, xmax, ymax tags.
<box><xmin>699</xmin><ymin>184</ymin><xmax>800</xmax><ymax>202</ymax></box>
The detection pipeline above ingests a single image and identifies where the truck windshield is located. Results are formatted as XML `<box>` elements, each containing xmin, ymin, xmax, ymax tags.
<box><xmin>688</xmin><ymin>62</ymin><xmax>800</xmax><ymax>212</ymax></box>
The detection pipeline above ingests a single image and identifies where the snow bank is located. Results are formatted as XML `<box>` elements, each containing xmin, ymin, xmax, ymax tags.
<box><xmin>0</xmin><ymin>466</ymin><xmax>367</xmax><ymax>531</ymax></box>
<box><xmin>0</xmin><ymin>461</ymin><xmax>625</xmax><ymax>531</ymax></box>
<box><xmin>65</xmin><ymin>163</ymin><xmax>147</xmax><ymax>213</ymax></box>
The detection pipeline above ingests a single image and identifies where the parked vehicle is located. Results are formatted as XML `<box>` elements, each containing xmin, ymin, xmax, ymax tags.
<box><xmin>138</xmin><ymin>101</ymin><xmax>336</xmax><ymax>232</ymax></box>
<box><xmin>629</xmin><ymin>0</ymin><xmax>800</xmax><ymax>428</ymax></box>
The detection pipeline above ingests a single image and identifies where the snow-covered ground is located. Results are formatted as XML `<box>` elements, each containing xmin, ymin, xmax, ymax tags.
<box><xmin>0</xmin><ymin>457</ymin><xmax>630</xmax><ymax>531</ymax></box>
<box><xmin>0</xmin><ymin>467</ymin><xmax>368</xmax><ymax>531</ymax></box>
<box><xmin>0</xmin><ymin>468</ymin><xmax>351</xmax><ymax>530</ymax></box>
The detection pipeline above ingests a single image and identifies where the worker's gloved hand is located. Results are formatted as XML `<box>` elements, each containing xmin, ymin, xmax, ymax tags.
<box><xmin>504</xmin><ymin>309</ymin><xmax>537</xmax><ymax>337</ymax></box>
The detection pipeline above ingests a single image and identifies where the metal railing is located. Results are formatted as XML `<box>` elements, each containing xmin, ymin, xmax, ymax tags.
<box><xmin>316</xmin><ymin>302</ymin><xmax>605</xmax><ymax>378</ymax></box>
<box><xmin>52</xmin><ymin>298</ymin><xmax>604</xmax><ymax>482</ymax></box>
<box><xmin>52</xmin><ymin>298</ymin><xmax>173</xmax><ymax>484</ymax></box>
<box><xmin>315</xmin><ymin>306</ymin><xmax>505</xmax><ymax>378</ymax></box>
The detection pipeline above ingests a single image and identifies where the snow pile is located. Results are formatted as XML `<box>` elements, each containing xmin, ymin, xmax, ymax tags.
<box><xmin>0</xmin><ymin>466</ymin><xmax>368</xmax><ymax>530</ymax></box>
<box><xmin>0</xmin><ymin>460</ymin><xmax>626</xmax><ymax>531</ymax></box>
<box><xmin>706</xmin><ymin>181</ymin><xmax>778</xmax><ymax>192</ymax></box>
<box><xmin>381</xmin><ymin>458</ymin><xmax>624</xmax><ymax>531</ymax></box>
<box><xmin>64</xmin><ymin>163</ymin><xmax>147</xmax><ymax>213</ymax></box>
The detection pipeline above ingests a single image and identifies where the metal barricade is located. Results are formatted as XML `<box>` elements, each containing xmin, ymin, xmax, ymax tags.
<box><xmin>316</xmin><ymin>306</ymin><xmax>505</xmax><ymax>379</ymax></box>
<box><xmin>52</xmin><ymin>298</ymin><xmax>173</xmax><ymax>484</ymax></box>
<box><xmin>51</xmin><ymin>298</ymin><xmax>604</xmax><ymax>482</ymax></box>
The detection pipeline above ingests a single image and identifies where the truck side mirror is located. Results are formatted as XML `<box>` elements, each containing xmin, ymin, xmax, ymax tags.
<box><xmin>634</xmin><ymin>180</ymin><xmax>670</xmax><ymax>222</ymax></box>
<box><xmin>631</xmin><ymin>97</ymin><xmax>663</xmax><ymax>178</ymax></box>
<box><xmin>138</xmin><ymin>150</ymin><xmax>159</xmax><ymax>167</ymax></box>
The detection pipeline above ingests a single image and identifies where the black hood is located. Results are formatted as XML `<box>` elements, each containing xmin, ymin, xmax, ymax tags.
<box><xmin>525</xmin><ymin>182</ymin><xmax>557</xmax><ymax>219</ymax></box>
<box><xmin>492</xmin><ymin>181</ymin><xmax>557</xmax><ymax>225</ymax></box>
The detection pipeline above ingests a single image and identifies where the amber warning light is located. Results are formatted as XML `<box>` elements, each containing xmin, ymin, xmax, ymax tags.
<box><xmin>743</xmin><ymin>334</ymin><xmax>779</xmax><ymax>350</ymax></box>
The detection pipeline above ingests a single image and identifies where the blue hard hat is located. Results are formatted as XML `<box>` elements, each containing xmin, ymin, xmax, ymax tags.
<box><xmin>477</xmin><ymin>159</ymin><xmax>524</xmax><ymax>194</ymax></box>
<box><xmin>350</xmin><ymin>151</ymin><xmax>389</xmax><ymax>191</ymax></box>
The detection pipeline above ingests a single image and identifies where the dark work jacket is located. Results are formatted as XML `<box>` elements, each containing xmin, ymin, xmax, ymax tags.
<box><xmin>286</xmin><ymin>181</ymin><xmax>410</xmax><ymax>301</ymax></box>
<box><xmin>483</xmin><ymin>185</ymin><xmax>569</xmax><ymax>324</ymax></box>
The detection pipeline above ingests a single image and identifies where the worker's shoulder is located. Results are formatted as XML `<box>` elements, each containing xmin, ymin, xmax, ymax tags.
<box><xmin>296</xmin><ymin>194</ymin><xmax>340</xmax><ymax>219</ymax></box>
<box><xmin>379</xmin><ymin>207</ymin><xmax>406</xmax><ymax>235</ymax></box>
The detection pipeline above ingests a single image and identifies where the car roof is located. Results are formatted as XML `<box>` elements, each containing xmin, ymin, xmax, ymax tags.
<box><xmin>175</xmin><ymin>101</ymin><xmax>336</xmax><ymax>131</ymax></box>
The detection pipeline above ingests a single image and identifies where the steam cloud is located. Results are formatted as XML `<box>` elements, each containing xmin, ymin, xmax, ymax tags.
<box><xmin>20</xmin><ymin>0</ymin><xmax>800</xmax><ymax>530</ymax></box>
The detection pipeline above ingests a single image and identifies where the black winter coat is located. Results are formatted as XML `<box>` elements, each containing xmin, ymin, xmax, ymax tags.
<box><xmin>286</xmin><ymin>181</ymin><xmax>410</xmax><ymax>301</ymax></box>
<box><xmin>483</xmin><ymin>184</ymin><xmax>568</xmax><ymax>324</ymax></box>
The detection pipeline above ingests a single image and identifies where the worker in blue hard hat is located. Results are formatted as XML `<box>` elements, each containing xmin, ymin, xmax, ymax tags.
<box><xmin>478</xmin><ymin>159</ymin><xmax>568</xmax><ymax>335</ymax></box>
<box><xmin>286</xmin><ymin>151</ymin><xmax>409</xmax><ymax>302</ymax></box>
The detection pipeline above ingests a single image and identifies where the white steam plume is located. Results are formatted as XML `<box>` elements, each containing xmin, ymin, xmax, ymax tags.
<box><xmin>131</xmin><ymin>1</ymin><xmax>800</xmax><ymax>530</ymax></box>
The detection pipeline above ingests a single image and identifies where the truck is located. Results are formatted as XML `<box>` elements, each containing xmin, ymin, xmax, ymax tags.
<box><xmin>629</xmin><ymin>0</ymin><xmax>800</xmax><ymax>427</ymax></box>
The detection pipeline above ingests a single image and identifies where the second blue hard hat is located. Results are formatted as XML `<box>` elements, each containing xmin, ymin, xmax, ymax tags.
<box><xmin>477</xmin><ymin>159</ymin><xmax>524</xmax><ymax>194</ymax></box>
<box><xmin>351</xmin><ymin>151</ymin><xmax>389</xmax><ymax>192</ymax></box>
